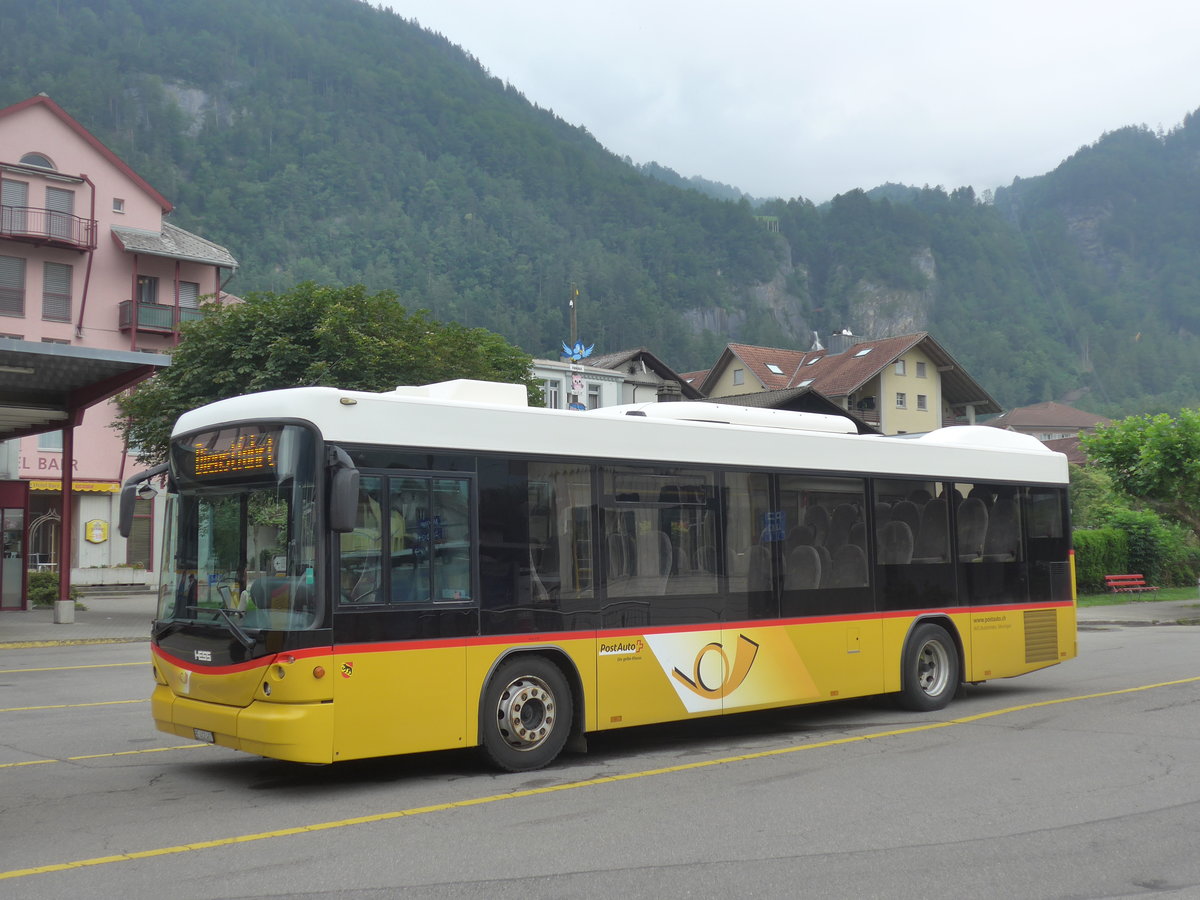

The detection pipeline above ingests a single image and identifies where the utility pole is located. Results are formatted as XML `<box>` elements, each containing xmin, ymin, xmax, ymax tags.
<box><xmin>569</xmin><ymin>282</ymin><xmax>578</xmax><ymax>348</ymax></box>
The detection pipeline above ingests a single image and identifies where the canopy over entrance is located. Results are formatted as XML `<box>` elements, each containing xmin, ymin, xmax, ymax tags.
<box><xmin>0</xmin><ymin>338</ymin><xmax>168</xmax><ymax>441</ymax></box>
<box><xmin>0</xmin><ymin>338</ymin><xmax>169</xmax><ymax>613</ymax></box>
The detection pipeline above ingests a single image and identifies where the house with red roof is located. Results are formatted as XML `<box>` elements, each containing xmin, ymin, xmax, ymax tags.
<box><xmin>984</xmin><ymin>401</ymin><xmax>1110</xmax><ymax>441</ymax></box>
<box><xmin>698</xmin><ymin>332</ymin><xmax>1001</xmax><ymax>435</ymax></box>
<box><xmin>985</xmin><ymin>400</ymin><xmax>1110</xmax><ymax>465</ymax></box>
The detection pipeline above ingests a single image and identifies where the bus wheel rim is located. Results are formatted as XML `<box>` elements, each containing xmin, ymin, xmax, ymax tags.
<box><xmin>495</xmin><ymin>675</ymin><xmax>555</xmax><ymax>751</ymax></box>
<box><xmin>917</xmin><ymin>639</ymin><xmax>950</xmax><ymax>696</ymax></box>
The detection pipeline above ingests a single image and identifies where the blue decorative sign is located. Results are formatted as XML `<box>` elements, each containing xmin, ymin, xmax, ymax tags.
<box><xmin>561</xmin><ymin>340</ymin><xmax>595</xmax><ymax>362</ymax></box>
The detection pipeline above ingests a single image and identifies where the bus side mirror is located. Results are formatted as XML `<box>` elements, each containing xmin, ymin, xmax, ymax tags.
<box><xmin>327</xmin><ymin>446</ymin><xmax>360</xmax><ymax>534</ymax></box>
<box><xmin>118</xmin><ymin>463</ymin><xmax>169</xmax><ymax>538</ymax></box>
<box><xmin>118</xmin><ymin>484</ymin><xmax>137</xmax><ymax>538</ymax></box>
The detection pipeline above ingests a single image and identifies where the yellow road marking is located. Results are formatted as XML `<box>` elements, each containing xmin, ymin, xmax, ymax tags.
<box><xmin>2</xmin><ymin>674</ymin><xmax>1198</xmax><ymax>882</ymax></box>
<box><xmin>0</xmin><ymin>744</ymin><xmax>209</xmax><ymax>769</ymax></box>
<box><xmin>0</xmin><ymin>699</ymin><xmax>148</xmax><ymax>713</ymax></box>
<box><xmin>0</xmin><ymin>662</ymin><xmax>148</xmax><ymax>674</ymax></box>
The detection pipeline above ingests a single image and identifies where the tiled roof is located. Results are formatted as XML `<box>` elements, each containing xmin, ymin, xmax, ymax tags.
<box><xmin>579</xmin><ymin>347</ymin><xmax>702</xmax><ymax>399</ymax></box>
<box><xmin>987</xmin><ymin>401</ymin><xmax>1110</xmax><ymax>430</ymax></box>
<box><xmin>111</xmin><ymin>222</ymin><xmax>238</xmax><ymax>269</ymax></box>
<box><xmin>703</xmin><ymin>332</ymin><xmax>1001</xmax><ymax>414</ymax></box>
<box><xmin>703</xmin><ymin>385</ymin><xmax>880</xmax><ymax>434</ymax></box>
<box><xmin>806</xmin><ymin>334</ymin><xmax>926</xmax><ymax>396</ymax></box>
<box><xmin>710</xmin><ymin>334</ymin><xmax>923</xmax><ymax>396</ymax></box>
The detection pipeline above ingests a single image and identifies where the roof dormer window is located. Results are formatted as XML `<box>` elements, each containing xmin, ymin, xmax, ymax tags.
<box><xmin>854</xmin><ymin>347</ymin><xmax>873</xmax><ymax>357</ymax></box>
<box><xmin>765</xmin><ymin>363</ymin><xmax>783</xmax><ymax>375</ymax></box>
<box><xmin>20</xmin><ymin>152</ymin><xmax>55</xmax><ymax>170</ymax></box>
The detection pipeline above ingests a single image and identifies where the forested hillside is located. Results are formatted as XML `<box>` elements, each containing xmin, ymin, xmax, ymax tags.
<box><xmin>3</xmin><ymin>0</ymin><xmax>1199</xmax><ymax>415</ymax></box>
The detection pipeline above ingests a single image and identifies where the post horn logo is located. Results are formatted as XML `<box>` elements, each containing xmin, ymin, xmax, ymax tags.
<box><xmin>671</xmin><ymin>634</ymin><xmax>760</xmax><ymax>699</ymax></box>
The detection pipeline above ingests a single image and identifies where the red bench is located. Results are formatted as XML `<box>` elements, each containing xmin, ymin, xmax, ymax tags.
<box><xmin>1104</xmin><ymin>574</ymin><xmax>1159</xmax><ymax>595</ymax></box>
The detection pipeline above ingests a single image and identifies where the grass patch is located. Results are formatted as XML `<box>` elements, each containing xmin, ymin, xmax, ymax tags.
<box><xmin>1077</xmin><ymin>585</ymin><xmax>1200</xmax><ymax>607</ymax></box>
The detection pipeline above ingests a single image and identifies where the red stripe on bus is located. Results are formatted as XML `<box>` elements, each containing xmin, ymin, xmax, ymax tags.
<box><xmin>151</xmin><ymin>644</ymin><xmax>331</xmax><ymax>676</ymax></box>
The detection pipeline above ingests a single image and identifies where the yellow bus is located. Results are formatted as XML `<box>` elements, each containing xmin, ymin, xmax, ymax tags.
<box><xmin>121</xmin><ymin>380</ymin><xmax>1076</xmax><ymax>772</ymax></box>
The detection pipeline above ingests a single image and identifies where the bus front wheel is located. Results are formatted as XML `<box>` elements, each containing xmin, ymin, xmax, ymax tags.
<box><xmin>480</xmin><ymin>656</ymin><xmax>573</xmax><ymax>772</ymax></box>
<box><xmin>898</xmin><ymin>623</ymin><xmax>959</xmax><ymax>712</ymax></box>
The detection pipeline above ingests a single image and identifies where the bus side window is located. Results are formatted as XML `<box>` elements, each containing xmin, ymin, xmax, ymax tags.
<box><xmin>340</xmin><ymin>476</ymin><xmax>383</xmax><ymax>604</ymax></box>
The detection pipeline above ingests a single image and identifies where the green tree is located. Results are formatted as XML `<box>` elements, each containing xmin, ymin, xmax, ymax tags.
<box><xmin>115</xmin><ymin>283</ymin><xmax>536</xmax><ymax>462</ymax></box>
<box><xmin>1081</xmin><ymin>409</ymin><xmax>1200</xmax><ymax>532</ymax></box>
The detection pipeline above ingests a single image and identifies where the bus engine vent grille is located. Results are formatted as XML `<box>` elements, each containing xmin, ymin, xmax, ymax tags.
<box><xmin>1024</xmin><ymin>609</ymin><xmax>1059</xmax><ymax>663</ymax></box>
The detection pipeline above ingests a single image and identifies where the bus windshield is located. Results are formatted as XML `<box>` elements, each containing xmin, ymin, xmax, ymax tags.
<box><xmin>158</xmin><ymin>424</ymin><xmax>321</xmax><ymax>633</ymax></box>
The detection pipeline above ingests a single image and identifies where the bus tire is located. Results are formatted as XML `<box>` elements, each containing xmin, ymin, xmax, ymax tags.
<box><xmin>480</xmin><ymin>656</ymin><xmax>573</xmax><ymax>772</ymax></box>
<box><xmin>898</xmin><ymin>623</ymin><xmax>959</xmax><ymax>712</ymax></box>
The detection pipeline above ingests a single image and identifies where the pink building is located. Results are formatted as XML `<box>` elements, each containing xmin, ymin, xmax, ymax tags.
<box><xmin>0</xmin><ymin>95</ymin><xmax>237</xmax><ymax>609</ymax></box>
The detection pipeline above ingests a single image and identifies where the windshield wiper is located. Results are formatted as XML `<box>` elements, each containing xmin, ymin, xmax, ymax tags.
<box><xmin>186</xmin><ymin>605</ymin><xmax>257</xmax><ymax>651</ymax></box>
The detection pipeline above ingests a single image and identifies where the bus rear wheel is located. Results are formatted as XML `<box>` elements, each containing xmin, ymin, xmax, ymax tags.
<box><xmin>898</xmin><ymin>623</ymin><xmax>959</xmax><ymax>712</ymax></box>
<box><xmin>480</xmin><ymin>656</ymin><xmax>573</xmax><ymax>772</ymax></box>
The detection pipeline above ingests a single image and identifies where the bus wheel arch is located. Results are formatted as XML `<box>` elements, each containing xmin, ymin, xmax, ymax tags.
<box><xmin>897</xmin><ymin>617</ymin><xmax>962</xmax><ymax>712</ymax></box>
<box><xmin>478</xmin><ymin>649</ymin><xmax>580</xmax><ymax>771</ymax></box>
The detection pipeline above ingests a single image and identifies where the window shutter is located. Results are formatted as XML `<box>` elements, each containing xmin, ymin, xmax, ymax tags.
<box><xmin>45</xmin><ymin>187</ymin><xmax>74</xmax><ymax>239</ymax></box>
<box><xmin>179</xmin><ymin>281</ymin><xmax>200</xmax><ymax>308</ymax></box>
<box><xmin>0</xmin><ymin>255</ymin><xmax>25</xmax><ymax>316</ymax></box>
<box><xmin>126</xmin><ymin>498</ymin><xmax>153</xmax><ymax>568</ymax></box>
<box><xmin>42</xmin><ymin>261</ymin><xmax>72</xmax><ymax>321</ymax></box>
<box><xmin>2</xmin><ymin>179</ymin><xmax>29</xmax><ymax>233</ymax></box>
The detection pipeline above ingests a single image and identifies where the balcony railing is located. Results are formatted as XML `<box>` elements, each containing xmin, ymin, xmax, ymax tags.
<box><xmin>0</xmin><ymin>204</ymin><xmax>97</xmax><ymax>251</ymax></box>
<box><xmin>118</xmin><ymin>300</ymin><xmax>204</xmax><ymax>334</ymax></box>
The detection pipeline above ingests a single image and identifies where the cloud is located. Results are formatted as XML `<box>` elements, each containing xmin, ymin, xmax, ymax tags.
<box><xmin>388</xmin><ymin>0</ymin><xmax>1200</xmax><ymax>201</ymax></box>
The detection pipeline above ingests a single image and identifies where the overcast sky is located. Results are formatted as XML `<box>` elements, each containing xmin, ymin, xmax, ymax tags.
<box><xmin>384</xmin><ymin>1</ymin><xmax>1199</xmax><ymax>202</ymax></box>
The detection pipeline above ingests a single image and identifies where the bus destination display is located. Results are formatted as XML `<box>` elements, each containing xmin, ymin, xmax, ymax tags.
<box><xmin>193</xmin><ymin>432</ymin><xmax>277</xmax><ymax>478</ymax></box>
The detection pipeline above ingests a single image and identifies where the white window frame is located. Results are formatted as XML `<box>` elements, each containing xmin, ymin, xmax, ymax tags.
<box><xmin>895</xmin><ymin>359</ymin><xmax>906</xmax><ymax>376</ymax></box>
<box><xmin>917</xmin><ymin>394</ymin><xmax>928</xmax><ymax>411</ymax></box>
<box><xmin>896</xmin><ymin>392</ymin><xmax>907</xmax><ymax>409</ymax></box>
<box><xmin>732</xmin><ymin>368</ymin><xmax>744</xmax><ymax>385</ymax></box>
<box><xmin>916</xmin><ymin>361</ymin><xmax>927</xmax><ymax>378</ymax></box>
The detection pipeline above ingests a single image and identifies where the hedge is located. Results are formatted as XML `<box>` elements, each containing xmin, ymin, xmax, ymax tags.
<box><xmin>1072</xmin><ymin>528</ymin><xmax>1127</xmax><ymax>593</ymax></box>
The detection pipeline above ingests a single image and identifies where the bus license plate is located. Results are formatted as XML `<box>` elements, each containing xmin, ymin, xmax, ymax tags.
<box><xmin>193</xmin><ymin>728</ymin><xmax>215</xmax><ymax>744</ymax></box>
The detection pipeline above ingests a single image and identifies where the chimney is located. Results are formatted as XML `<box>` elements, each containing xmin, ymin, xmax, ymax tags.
<box><xmin>656</xmin><ymin>381</ymin><xmax>683</xmax><ymax>402</ymax></box>
<box><xmin>827</xmin><ymin>328</ymin><xmax>868</xmax><ymax>355</ymax></box>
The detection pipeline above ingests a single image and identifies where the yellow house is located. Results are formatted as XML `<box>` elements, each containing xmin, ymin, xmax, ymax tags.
<box><xmin>699</xmin><ymin>332</ymin><xmax>1001</xmax><ymax>434</ymax></box>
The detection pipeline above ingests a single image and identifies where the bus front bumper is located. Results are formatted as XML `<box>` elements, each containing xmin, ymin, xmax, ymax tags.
<box><xmin>152</xmin><ymin>684</ymin><xmax>334</xmax><ymax>764</ymax></box>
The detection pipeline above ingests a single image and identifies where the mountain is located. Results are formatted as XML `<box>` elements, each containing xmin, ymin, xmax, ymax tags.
<box><xmin>4</xmin><ymin>0</ymin><xmax>1199</xmax><ymax>416</ymax></box>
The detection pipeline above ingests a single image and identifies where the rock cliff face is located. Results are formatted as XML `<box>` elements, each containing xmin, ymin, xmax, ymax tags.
<box><xmin>748</xmin><ymin>262</ymin><xmax>812</xmax><ymax>340</ymax></box>
<box><xmin>849</xmin><ymin>248</ymin><xmax>937</xmax><ymax>337</ymax></box>
<box><xmin>681</xmin><ymin>305</ymin><xmax>748</xmax><ymax>338</ymax></box>
<box><xmin>1061</xmin><ymin>201</ymin><xmax>1123</xmax><ymax>279</ymax></box>
<box><xmin>691</xmin><ymin>246</ymin><xmax>937</xmax><ymax>348</ymax></box>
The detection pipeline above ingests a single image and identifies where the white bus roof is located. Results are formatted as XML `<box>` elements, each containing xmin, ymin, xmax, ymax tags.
<box><xmin>172</xmin><ymin>382</ymin><xmax>1069</xmax><ymax>485</ymax></box>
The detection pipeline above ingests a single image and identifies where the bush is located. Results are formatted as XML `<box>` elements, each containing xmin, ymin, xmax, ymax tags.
<box><xmin>1072</xmin><ymin>528</ymin><xmax>1128</xmax><ymax>593</ymax></box>
<box><xmin>1096</xmin><ymin>507</ymin><xmax>1200</xmax><ymax>587</ymax></box>
<box><xmin>26</xmin><ymin>571</ymin><xmax>83</xmax><ymax>608</ymax></box>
